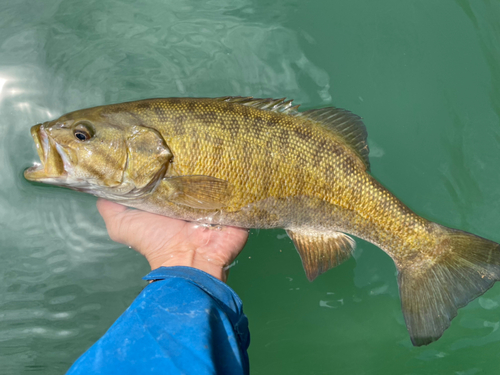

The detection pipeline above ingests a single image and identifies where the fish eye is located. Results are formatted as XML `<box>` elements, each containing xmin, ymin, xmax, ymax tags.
<box><xmin>73</xmin><ymin>122</ymin><xmax>94</xmax><ymax>142</ymax></box>
<box><xmin>74</xmin><ymin>131</ymin><xmax>90</xmax><ymax>141</ymax></box>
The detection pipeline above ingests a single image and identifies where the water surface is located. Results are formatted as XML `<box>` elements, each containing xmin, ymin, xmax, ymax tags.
<box><xmin>1</xmin><ymin>0</ymin><xmax>500</xmax><ymax>374</ymax></box>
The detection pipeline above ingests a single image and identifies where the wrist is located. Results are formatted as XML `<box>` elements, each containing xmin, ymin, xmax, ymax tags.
<box><xmin>147</xmin><ymin>249</ymin><xmax>227</xmax><ymax>282</ymax></box>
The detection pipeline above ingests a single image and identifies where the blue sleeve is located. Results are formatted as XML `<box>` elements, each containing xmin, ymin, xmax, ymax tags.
<box><xmin>66</xmin><ymin>266</ymin><xmax>250</xmax><ymax>375</ymax></box>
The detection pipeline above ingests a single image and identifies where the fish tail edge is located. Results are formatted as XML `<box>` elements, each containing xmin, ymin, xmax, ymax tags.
<box><xmin>398</xmin><ymin>225</ymin><xmax>500</xmax><ymax>346</ymax></box>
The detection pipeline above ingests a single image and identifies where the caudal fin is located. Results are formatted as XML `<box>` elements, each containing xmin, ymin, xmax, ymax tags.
<box><xmin>398</xmin><ymin>225</ymin><xmax>500</xmax><ymax>346</ymax></box>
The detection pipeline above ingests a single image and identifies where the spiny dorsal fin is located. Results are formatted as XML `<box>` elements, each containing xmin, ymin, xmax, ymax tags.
<box><xmin>286</xmin><ymin>228</ymin><xmax>356</xmax><ymax>281</ymax></box>
<box><xmin>216</xmin><ymin>96</ymin><xmax>301</xmax><ymax>115</ymax></box>
<box><xmin>216</xmin><ymin>96</ymin><xmax>370</xmax><ymax>170</ymax></box>
<box><xmin>300</xmin><ymin>108</ymin><xmax>370</xmax><ymax>170</ymax></box>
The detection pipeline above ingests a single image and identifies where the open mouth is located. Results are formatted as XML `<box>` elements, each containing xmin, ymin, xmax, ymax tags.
<box><xmin>24</xmin><ymin>124</ymin><xmax>67</xmax><ymax>182</ymax></box>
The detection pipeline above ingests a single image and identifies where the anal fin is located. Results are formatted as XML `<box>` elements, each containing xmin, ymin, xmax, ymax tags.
<box><xmin>286</xmin><ymin>229</ymin><xmax>355</xmax><ymax>281</ymax></box>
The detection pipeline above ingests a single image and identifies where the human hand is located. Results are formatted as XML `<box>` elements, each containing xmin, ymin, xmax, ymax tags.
<box><xmin>97</xmin><ymin>199</ymin><xmax>249</xmax><ymax>282</ymax></box>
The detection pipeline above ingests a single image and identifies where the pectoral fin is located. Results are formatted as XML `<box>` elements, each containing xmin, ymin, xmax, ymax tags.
<box><xmin>286</xmin><ymin>229</ymin><xmax>356</xmax><ymax>281</ymax></box>
<box><xmin>163</xmin><ymin>175</ymin><xmax>231</xmax><ymax>210</ymax></box>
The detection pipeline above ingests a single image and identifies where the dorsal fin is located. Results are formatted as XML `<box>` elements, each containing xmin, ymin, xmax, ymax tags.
<box><xmin>300</xmin><ymin>107</ymin><xmax>370</xmax><ymax>170</ymax></box>
<box><xmin>215</xmin><ymin>96</ymin><xmax>370</xmax><ymax>170</ymax></box>
<box><xmin>216</xmin><ymin>96</ymin><xmax>301</xmax><ymax>115</ymax></box>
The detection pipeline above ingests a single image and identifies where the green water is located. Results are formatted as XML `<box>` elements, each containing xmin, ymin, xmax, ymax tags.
<box><xmin>1</xmin><ymin>0</ymin><xmax>500</xmax><ymax>374</ymax></box>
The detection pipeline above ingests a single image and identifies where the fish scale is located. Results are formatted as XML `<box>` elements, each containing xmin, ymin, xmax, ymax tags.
<box><xmin>24</xmin><ymin>96</ymin><xmax>500</xmax><ymax>346</ymax></box>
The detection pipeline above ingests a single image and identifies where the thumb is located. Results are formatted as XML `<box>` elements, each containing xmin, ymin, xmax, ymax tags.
<box><xmin>96</xmin><ymin>199</ymin><xmax>131</xmax><ymax>243</ymax></box>
<box><xmin>97</xmin><ymin>198</ymin><xmax>127</xmax><ymax>219</ymax></box>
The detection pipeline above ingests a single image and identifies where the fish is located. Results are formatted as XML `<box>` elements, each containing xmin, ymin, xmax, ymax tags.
<box><xmin>24</xmin><ymin>96</ymin><xmax>500</xmax><ymax>346</ymax></box>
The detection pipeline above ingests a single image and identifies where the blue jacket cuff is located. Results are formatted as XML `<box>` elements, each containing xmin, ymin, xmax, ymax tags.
<box><xmin>142</xmin><ymin>266</ymin><xmax>248</xmax><ymax>339</ymax></box>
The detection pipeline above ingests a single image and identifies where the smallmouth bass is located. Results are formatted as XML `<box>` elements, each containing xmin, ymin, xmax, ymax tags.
<box><xmin>24</xmin><ymin>97</ymin><xmax>500</xmax><ymax>345</ymax></box>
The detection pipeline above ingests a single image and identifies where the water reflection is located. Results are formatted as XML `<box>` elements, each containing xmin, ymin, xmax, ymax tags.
<box><xmin>0</xmin><ymin>77</ymin><xmax>7</xmax><ymax>96</ymax></box>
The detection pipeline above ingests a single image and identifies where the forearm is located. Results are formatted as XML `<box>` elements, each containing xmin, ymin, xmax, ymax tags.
<box><xmin>66</xmin><ymin>267</ymin><xmax>250</xmax><ymax>375</ymax></box>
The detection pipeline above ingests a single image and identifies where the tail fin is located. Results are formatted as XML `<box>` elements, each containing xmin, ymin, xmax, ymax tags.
<box><xmin>398</xmin><ymin>225</ymin><xmax>500</xmax><ymax>346</ymax></box>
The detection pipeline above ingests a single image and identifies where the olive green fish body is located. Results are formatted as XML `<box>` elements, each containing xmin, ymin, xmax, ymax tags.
<box><xmin>25</xmin><ymin>97</ymin><xmax>500</xmax><ymax>346</ymax></box>
<box><xmin>113</xmin><ymin>99</ymin><xmax>430</xmax><ymax>265</ymax></box>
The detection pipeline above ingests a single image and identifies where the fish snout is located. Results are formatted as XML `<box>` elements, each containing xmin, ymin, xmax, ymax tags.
<box><xmin>24</xmin><ymin>123</ymin><xmax>67</xmax><ymax>182</ymax></box>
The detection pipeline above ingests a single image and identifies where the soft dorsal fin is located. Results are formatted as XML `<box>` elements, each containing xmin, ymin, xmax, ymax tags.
<box><xmin>286</xmin><ymin>228</ymin><xmax>356</xmax><ymax>282</ymax></box>
<box><xmin>300</xmin><ymin>108</ymin><xmax>370</xmax><ymax>170</ymax></box>
<box><xmin>216</xmin><ymin>96</ymin><xmax>370</xmax><ymax>170</ymax></box>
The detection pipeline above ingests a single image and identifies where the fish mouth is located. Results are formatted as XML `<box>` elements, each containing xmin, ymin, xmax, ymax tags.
<box><xmin>24</xmin><ymin>124</ymin><xmax>68</xmax><ymax>182</ymax></box>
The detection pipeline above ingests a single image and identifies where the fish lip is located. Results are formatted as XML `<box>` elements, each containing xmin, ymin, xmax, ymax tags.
<box><xmin>24</xmin><ymin>124</ymin><xmax>46</xmax><ymax>180</ymax></box>
<box><xmin>24</xmin><ymin>123</ymin><xmax>68</xmax><ymax>182</ymax></box>
<box><xmin>32</xmin><ymin>124</ymin><xmax>46</xmax><ymax>165</ymax></box>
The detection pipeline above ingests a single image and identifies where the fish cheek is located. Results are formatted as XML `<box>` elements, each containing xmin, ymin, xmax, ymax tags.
<box><xmin>124</xmin><ymin>126</ymin><xmax>172</xmax><ymax>189</ymax></box>
<box><xmin>74</xmin><ymin>140</ymin><xmax>127</xmax><ymax>187</ymax></box>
